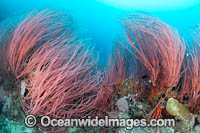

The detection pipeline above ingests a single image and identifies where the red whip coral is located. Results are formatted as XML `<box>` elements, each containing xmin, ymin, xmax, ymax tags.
<box><xmin>108</xmin><ymin>39</ymin><xmax>135</xmax><ymax>87</ymax></box>
<box><xmin>0</xmin><ymin>9</ymin><xmax>113</xmax><ymax>132</ymax></box>
<box><xmin>122</xmin><ymin>14</ymin><xmax>185</xmax><ymax>100</ymax></box>
<box><xmin>179</xmin><ymin>52</ymin><xmax>200</xmax><ymax>112</ymax></box>
<box><xmin>0</xmin><ymin>17</ymin><xmax>20</xmax><ymax>80</ymax></box>
<box><xmin>20</xmin><ymin>35</ymin><xmax>105</xmax><ymax>118</ymax></box>
<box><xmin>5</xmin><ymin>9</ymin><xmax>73</xmax><ymax>78</ymax></box>
<box><xmin>178</xmin><ymin>25</ymin><xmax>200</xmax><ymax>112</ymax></box>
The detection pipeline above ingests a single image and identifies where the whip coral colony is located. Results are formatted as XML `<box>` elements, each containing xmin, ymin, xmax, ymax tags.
<box><xmin>0</xmin><ymin>9</ymin><xmax>200</xmax><ymax>132</ymax></box>
<box><xmin>109</xmin><ymin>14</ymin><xmax>200</xmax><ymax>132</ymax></box>
<box><xmin>177</xmin><ymin>25</ymin><xmax>200</xmax><ymax>113</ymax></box>
<box><xmin>0</xmin><ymin>9</ymin><xmax>112</xmax><ymax>132</ymax></box>
<box><xmin>123</xmin><ymin>14</ymin><xmax>185</xmax><ymax>100</ymax></box>
<box><xmin>6</xmin><ymin>10</ymin><xmax>74</xmax><ymax>78</ymax></box>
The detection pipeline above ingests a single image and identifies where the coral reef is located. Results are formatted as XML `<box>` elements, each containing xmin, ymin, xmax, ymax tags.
<box><xmin>0</xmin><ymin>9</ymin><xmax>113</xmax><ymax>132</ymax></box>
<box><xmin>0</xmin><ymin>9</ymin><xmax>200</xmax><ymax>133</ymax></box>
<box><xmin>108</xmin><ymin>14</ymin><xmax>200</xmax><ymax>132</ymax></box>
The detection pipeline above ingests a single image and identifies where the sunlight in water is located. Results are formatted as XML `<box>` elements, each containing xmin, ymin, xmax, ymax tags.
<box><xmin>97</xmin><ymin>0</ymin><xmax>200</xmax><ymax>11</ymax></box>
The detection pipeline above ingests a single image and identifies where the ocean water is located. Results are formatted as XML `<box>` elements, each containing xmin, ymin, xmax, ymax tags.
<box><xmin>1</xmin><ymin>0</ymin><xmax>200</xmax><ymax>62</ymax></box>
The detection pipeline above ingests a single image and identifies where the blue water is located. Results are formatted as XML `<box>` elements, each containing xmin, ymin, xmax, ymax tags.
<box><xmin>1</xmin><ymin>0</ymin><xmax>200</xmax><ymax>62</ymax></box>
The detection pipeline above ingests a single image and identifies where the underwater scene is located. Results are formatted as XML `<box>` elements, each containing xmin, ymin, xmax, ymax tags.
<box><xmin>0</xmin><ymin>0</ymin><xmax>200</xmax><ymax>133</ymax></box>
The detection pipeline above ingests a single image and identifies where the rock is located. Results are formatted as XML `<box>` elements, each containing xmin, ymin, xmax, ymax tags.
<box><xmin>116</xmin><ymin>97</ymin><xmax>129</xmax><ymax>112</ymax></box>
